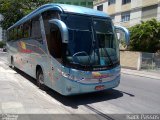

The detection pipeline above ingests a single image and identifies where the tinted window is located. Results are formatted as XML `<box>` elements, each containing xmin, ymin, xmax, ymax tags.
<box><xmin>17</xmin><ymin>26</ymin><xmax>23</xmax><ymax>40</ymax></box>
<box><xmin>62</xmin><ymin>14</ymin><xmax>92</xmax><ymax>31</ymax></box>
<box><xmin>24</xmin><ymin>21</ymin><xmax>31</xmax><ymax>38</ymax></box>
<box><xmin>42</xmin><ymin>10</ymin><xmax>60</xmax><ymax>35</ymax></box>
<box><xmin>8</xmin><ymin>29</ymin><xmax>15</xmax><ymax>41</ymax></box>
<box><xmin>31</xmin><ymin>16</ymin><xmax>42</xmax><ymax>39</ymax></box>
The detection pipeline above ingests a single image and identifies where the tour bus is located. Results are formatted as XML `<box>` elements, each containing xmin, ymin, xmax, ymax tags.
<box><xmin>6</xmin><ymin>4</ymin><xmax>130</xmax><ymax>95</ymax></box>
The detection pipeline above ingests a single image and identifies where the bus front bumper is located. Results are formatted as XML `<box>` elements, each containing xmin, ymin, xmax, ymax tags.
<box><xmin>62</xmin><ymin>75</ymin><xmax>120</xmax><ymax>96</ymax></box>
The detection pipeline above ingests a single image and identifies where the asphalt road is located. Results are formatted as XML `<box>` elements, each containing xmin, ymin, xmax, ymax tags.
<box><xmin>0</xmin><ymin>52</ymin><xmax>160</xmax><ymax>120</ymax></box>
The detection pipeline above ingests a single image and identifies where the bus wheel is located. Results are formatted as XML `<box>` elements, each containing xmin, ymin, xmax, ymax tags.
<box><xmin>36</xmin><ymin>68</ymin><xmax>44</xmax><ymax>89</ymax></box>
<box><xmin>11</xmin><ymin>57</ymin><xmax>14</xmax><ymax>69</ymax></box>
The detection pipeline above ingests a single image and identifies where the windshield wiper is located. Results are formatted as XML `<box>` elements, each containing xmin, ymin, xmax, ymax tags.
<box><xmin>88</xmin><ymin>25</ymin><xmax>100</xmax><ymax>65</ymax></box>
<box><xmin>103</xmin><ymin>48</ymin><xmax>114</xmax><ymax>66</ymax></box>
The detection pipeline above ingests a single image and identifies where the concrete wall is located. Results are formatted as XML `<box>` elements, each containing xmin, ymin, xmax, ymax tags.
<box><xmin>157</xmin><ymin>3</ymin><xmax>160</xmax><ymax>21</ymax></box>
<box><xmin>115</xmin><ymin>0</ymin><xmax>122</xmax><ymax>13</ymax></box>
<box><xmin>120</xmin><ymin>51</ymin><xmax>141</xmax><ymax>70</ymax></box>
<box><xmin>142</xmin><ymin>0</ymin><xmax>158</xmax><ymax>7</ymax></box>
<box><xmin>130</xmin><ymin>9</ymin><xmax>142</xmax><ymax>26</ymax></box>
<box><xmin>114</xmin><ymin>14</ymin><xmax>121</xmax><ymax>25</ymax></box>
<box><xmin>131</xmin><ymin>0</ymin><xmax>142</xmax><ymax>9</ymax></box>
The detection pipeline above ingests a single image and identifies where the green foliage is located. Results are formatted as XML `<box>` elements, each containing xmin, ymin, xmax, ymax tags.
<box><xmin>0</xmin><ymin>41</ymin><xmax>5</xmax><ymax>48</ymax></box>
<box><xmin>0</xmin><ymin>0</ymin><xmax>52</xmax><ymax>30</ymax></box>
<box><xmin>129</xmin><ymin>18</ymin><xmax>160</xmax><ymax>53</ymax></box>
<box><xmin>0</xmin><ymin>0</ymin><xmax>24</xmax><ymax>29</ymax></box>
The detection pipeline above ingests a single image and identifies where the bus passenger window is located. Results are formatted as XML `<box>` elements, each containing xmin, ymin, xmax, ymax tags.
<box><xmin>12</xmin><ymin>28</ymin><xmax>17</xmax><ymax>40</ymax></box>
<box><xmin>17</xmin><ymin>26</ymin><xmax>23</xmax><ymax>40</ymax></box>
<box><xmin>23</xmin><ymin>21</ymin><xmax>31</xmax><ymax>38</ymax></box>
<box><xmin>50</xmin><ymin>26</ymin><xmax>62</xmax><ymax>59</ymax></box>
<box><xmin>8</xmin><ymin>29</ymin><xmax>15</xmax><ymax>41</ymax></box>
<box><xmin>42</xmin><ymin>10</ymin><xmax>62</xmax><ymax>61</ymax></box>
<box><xmin>31</xmin><ymin>16</ymin><xmax>42</xmax><ymax>40</ymax></box>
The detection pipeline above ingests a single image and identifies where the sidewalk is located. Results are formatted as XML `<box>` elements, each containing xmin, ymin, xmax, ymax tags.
<box><xmin>121</xmin><ymin>68</ymin><xmax>160</xmax><ymax>80</ymax></box>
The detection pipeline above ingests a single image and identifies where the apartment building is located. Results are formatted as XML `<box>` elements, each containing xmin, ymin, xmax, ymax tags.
<box><xmin>94</xmin><ymin>0</ymin><xmax>160</xmax><ymax>27</ymax></box>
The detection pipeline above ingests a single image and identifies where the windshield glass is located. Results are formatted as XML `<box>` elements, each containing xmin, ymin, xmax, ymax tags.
<box><xmin>61</xmin><ymin>14</ymin><xmax>119</xmax><ymax>70</ymax></box>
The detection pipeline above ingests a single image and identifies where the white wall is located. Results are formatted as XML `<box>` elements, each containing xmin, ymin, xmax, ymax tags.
<box><xmin>93</xmin><ymin>5</ymin><xmax>97</xmax><ymax>9</ymax></box>
<box><xmin>131</xmin><ymin>0</ymin><xmax>142</xmax><ymax>9</ymax></box>
<box><xmin>102</xmin><ymin>2</ymin><xmax>108</xmax><ymax>13</ymax></box>
<box><xmin>115</xmin><ymin>0</ymin><xmax>122</xmax><ymax>13</ymax></box>
<box><xmin>130</xmin><ymin>9</ymin><xmax>142</xmax><ymax>26</ymax></box>
<box><xmin>114</xmin><ymin>14</ymin><xmax>121</xmax><ymax>26</ymax></box>
<box><xmin>157</xmin><ymin>3</ymin><xmax>160</xmax><ymax>20</ymax></box>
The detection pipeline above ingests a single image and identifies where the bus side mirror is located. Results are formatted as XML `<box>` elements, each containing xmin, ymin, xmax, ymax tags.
<box><xmin>114</xmin><ymin>25</ymin><xmax>130</xmax><ymax>46</ymax></box>
<box><xmin>49</xmin><ymin>19</ymin><xmax>68</xmax><ymax>43</ymax></box>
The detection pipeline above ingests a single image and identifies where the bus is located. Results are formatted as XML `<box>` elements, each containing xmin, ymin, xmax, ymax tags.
<box><xmin>6</xmin><ymin>4</ymin><xmax>130</xmax><ymax>95</ymax></box>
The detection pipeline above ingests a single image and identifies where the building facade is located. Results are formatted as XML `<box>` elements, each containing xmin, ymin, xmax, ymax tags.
<box><xmin>94</xmin><ymin>0</ymin><xmax>160</xmax><ymax>27</ymax></box>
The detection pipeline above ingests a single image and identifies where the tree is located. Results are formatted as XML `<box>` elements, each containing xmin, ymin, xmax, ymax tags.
<box><xmin>0</xmin><ymin>41</ymin><xmax>5</xmax><ymax>48</ymax></box>
<box><xmin>129</xmin><ymin>18</ymin><xmax>160</xmax><ymax>53</ymax></box>
<box><xmin>0</xmin><ymin>0</ymin><xmax>52</xmax><ymax>30</ymax></box>
<box><xmin>0</xmin><ymin>0</ymin><xmax>24</xmax><ymax>30</ymax></box>
<box><xmin>20</xmin><ymin>0</ymin><xmax>52</xmax><ymax>15</ymax></box>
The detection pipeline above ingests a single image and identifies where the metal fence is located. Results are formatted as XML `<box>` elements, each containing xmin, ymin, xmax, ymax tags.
<box><xmin>141</xmin><ymin>52</ymin><xmax>160</xmax><ymax>71</ymax></box>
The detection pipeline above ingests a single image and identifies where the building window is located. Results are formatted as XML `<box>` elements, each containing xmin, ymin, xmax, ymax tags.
<box><xmin>142</xmin><ymin>4</ymin><xmax>158</xmax><ymax>20</ymax></box>
<box><xmin>121</xmin><ymin>12</ymin><xmax>130</xmax><ymax>22</ymax></box>
<box><xmin>122</xmin><ymin>0</ymin><xmax>131</xmax><ymax>5</ymax></box>
<box><xmin>97</xmin><ymin>5</ymin><xmax>103</xmax><ymax>11</ymax></box>
<box><xmin>108</xmin><ymin>0</ymin><xmax>115</xmax><ymax>6</ymax></box>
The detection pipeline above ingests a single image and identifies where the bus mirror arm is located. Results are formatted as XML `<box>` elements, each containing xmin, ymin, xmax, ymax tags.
<box><xmin>114</xmin><ymin>25</ymin><xmax>130</xmax><ymax>46</ymax></box>
<box><xmin>49</xmin><ymin>19</ymin><xmax>69</xmax><ymax>44</ymax></box>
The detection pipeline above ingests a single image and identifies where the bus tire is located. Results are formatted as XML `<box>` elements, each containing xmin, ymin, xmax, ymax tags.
<box><xmin>11</xmin><ymin>56</ymin><xmax>15</xmax><ymax>69</ymax></box>
<box><xmin>36</xmin><ymin>67</ymin><xmax>45</xmax><ymax>90</ymax></box>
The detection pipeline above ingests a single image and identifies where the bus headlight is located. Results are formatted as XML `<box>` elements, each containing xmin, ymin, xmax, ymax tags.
<box><xmin>62</xmin><ymin>72</ymin><xmax>81</xmax><ymax>81</ymax></box>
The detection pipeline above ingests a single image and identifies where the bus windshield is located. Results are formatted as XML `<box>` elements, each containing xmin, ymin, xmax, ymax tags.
<box><xmin>61</xmin><ymin>14</ymin><xmax>119</xmax><ymax>70</ymax></box>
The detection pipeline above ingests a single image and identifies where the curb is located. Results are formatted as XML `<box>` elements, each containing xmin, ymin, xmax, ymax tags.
<box><xmin>121</xmin><ymin>70</ymin><xmax>160</xmax><ymax>80</ymax></box>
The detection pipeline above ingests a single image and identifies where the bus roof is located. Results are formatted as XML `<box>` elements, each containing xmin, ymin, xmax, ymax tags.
<box><xmin>8</xmin><ymin>4</ymin><xmax>109</xmax><ymax>30</ymax></box>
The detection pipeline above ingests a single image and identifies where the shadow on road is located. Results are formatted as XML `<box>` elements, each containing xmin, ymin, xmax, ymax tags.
<box><xmin>13</xmin><ymin>67</ymin><xmax>134</xmax><ymax>109</ymax></box>
<box><xmin>46</xmin><ymin>89</ymin><xmax>123</xmax><ymax>109</ymax></box>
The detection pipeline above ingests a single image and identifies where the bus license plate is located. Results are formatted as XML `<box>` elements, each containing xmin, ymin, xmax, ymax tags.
<box><xmin>95</xmin><ymin>85</ymin><xmax>105</xmax><ymax>90</ymax></box>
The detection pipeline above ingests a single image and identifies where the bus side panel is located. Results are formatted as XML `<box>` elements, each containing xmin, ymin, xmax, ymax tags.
<box><xmin>48</xmin><ymin>57</ymin><xmax>65</xmax><ymax>94</ymax></box>
<box><xmin>7</xmin><ymin>39</ymin><xmax>54</xmax><ymax>90</ymax></box>
<box><xmin>17</xmin><ymin>39</ymin><xmax>53</xmax><ymax>89</ymax></box>
<box><xmin>7</xmin><ymin>40</ymin><xmax>24</xmax><ymax>70</ymax></box>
